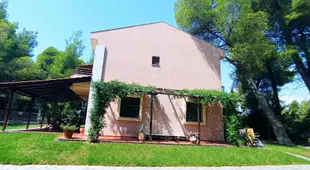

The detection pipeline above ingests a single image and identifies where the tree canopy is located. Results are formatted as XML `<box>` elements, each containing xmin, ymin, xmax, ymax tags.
<box><xmin>36</xmin><ymin>31</ymin><xmax>85</xmax><ymax>79</ymax></box>
<box><xmin>175</xmin><ymin>0</ymin><xmax>294</xmax><ymax>145</ymax></box>
<box><xmin>251</xmin><ymin>0</ymin><xmax>310</xmax><ymax>91</ymax></box>
<box><xmin>0</xmin><ymin>0</ymin><xmax>38</xmax><ymax>81</ymax></box>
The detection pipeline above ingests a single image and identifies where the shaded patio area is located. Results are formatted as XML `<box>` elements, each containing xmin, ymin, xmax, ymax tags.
<box><xmin>0</xmin><ymin>76</ymin><xmax>91</xmax><ymax>131</ymax></box>
<box><xmin>55</xmin><ymin>133</ymin><xmax>231</xmax><ymax>147</ymax></box>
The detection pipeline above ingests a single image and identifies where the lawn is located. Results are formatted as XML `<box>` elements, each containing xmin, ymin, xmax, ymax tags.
<box><xmin>5</xmin><ymin>123</ymin><xmax>46</xmax><ymax>130</ymax></box>
<box><xmin>0</xmin><ymin>133</ymin><xmax>309</xmax><ymax>166</ymax></box>
<box><xmin>266</xmin><ymin>143</ymin><xmax>310</xmax><ymax>159</ymax></box>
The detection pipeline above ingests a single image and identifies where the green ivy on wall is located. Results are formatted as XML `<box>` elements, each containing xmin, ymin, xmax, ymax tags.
<box><xmin>88</xmin><ymin>81</ymin><xmax>155</xmax><ymax>142</ymax></box>
<box><xmin>88</xmin><ymin>80</ymin><xmax>241</xmax><ymax>143</ymax></box>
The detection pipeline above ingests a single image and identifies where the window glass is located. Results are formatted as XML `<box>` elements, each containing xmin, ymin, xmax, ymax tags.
<box><xmin>186</xmin><ymin>102</ymin><xmax>203</xmax><ymax>122</ymax></box>
<box><xmin>120</xmin><ymin>97</ymin><xmax>140</xmax><ymax>118</ymax></box>
<box><xmin>152</xmin><ymin>56</ymin><xmax>160</xmax><ymax>66</ymax></box>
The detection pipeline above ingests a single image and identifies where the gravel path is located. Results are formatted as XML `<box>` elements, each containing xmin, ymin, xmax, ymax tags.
<box><xmin>1</xmin><ymin>165</ymin><xmax>310</xmax><ymax>170</ymax></box>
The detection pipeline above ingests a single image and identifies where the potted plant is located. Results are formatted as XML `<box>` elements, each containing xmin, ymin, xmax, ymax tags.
<box><xmin>80</xmin><ymin>125</ymin><xmax>85</xmax><ymax>135</ymax></box>
<box><xmin>138</xmin><ymin>124</ymin><xmax>145</xmax><ymax>142</ymax></box>
<box><xmin>187</xmin><ymin>131</ymin><xmax>198</xmax><ymax>144</ymax></box>
<box><xmin>61</xmin><ymin>124</ymin><xmax>77</xmax><ymax>139</ymax></box>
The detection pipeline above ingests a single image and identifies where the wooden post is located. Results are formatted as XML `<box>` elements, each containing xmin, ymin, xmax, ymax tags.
<box><xmin>2</xmin><ymin>90</ymin><xmax>14</xmax><ymax>131</ymax></box>
<box><xmin>149</xmin><ymin>93</ymin><xmax>154</xmax><ymax>141</ymax></box>
<box><xmin>52</xmin><ymin>103</ymin><xmax>57</xmax><ymax>127</ymax></box>
<box><xmin>197</xmin><ymin>97</ymin><xmax>201</xmax><ymax>145</ymax></box>
<box><xmin>40</xmin><ymin>101</ymin><xmax>47</xmax><ymax>128</ymax></box>
<box><xmin>26</xmin><ymin>98</ymin><xmax>35</xmax><ymax>129</ymax></box>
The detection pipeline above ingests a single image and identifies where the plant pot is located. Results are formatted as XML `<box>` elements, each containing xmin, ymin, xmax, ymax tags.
<box><xmin>64</xmin><ymin>130</ymin><xmax>74</xmax><ymax>138</ymax></box>
<box><xmin>80</xmin><ymin>128</ymin><xmax>85</xmax><ymax>135</ymax></box>
<box><xmin>189</xmin><ymin>136</ymin><xmax>197</xmax><ymax>144</ymax></box>
<box><xmin>138</xmin><ymin>132</ymin><xmax>145</xmax><ymax>142</ymax></box>
<box><xmin>191</xmin><ymin>140</ymin><xmax>197</xmax><ymax>144</ymax></box>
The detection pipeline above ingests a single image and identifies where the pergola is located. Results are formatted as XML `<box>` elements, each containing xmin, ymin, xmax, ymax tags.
<box><xmin>146</xmin><ymin>89</ymin><xmax>202</xmax><ymax>144</ymax></box>
<box><xmin>0</xmin><ymin>76</ymin><xmax>91</xmax><ymax>131</ymax></box>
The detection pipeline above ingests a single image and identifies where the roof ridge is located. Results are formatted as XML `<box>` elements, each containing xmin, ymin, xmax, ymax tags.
<box><xmin>91</xmin><ymin>21</ymin><xmax>165</xmax><ymax>34</ymax></box>
<box><xmin>91</xmin><ymin>21</ymin><xmax>225</xmax><ymax>55</ymax></box>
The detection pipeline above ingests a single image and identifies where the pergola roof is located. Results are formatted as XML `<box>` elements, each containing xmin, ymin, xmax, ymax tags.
<box><xmin>0</xmin><ymin>76</ymin><xmax>91</xmax><ymax>102</ymax></box>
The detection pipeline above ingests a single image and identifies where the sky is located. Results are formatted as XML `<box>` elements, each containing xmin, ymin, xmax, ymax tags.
<box><xmin>6</xmin><ymin>0</ymin><xmax>309</xmax><ymax>103</ymax></box>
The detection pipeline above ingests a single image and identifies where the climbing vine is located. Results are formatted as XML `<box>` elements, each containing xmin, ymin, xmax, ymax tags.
<box><xmin>88</xmin><ymin>80</ymin><xmax>241</xmax><ymax>143</ymax></box>
<box><xmin>169</xmin><ymin>89</ymin><xmax>240</xmax><ymax>110</ymax></box>
<box><xmin>88</xmin><ymin>80</ymin><xmax>155</xmax><ymax>142</ymax></box>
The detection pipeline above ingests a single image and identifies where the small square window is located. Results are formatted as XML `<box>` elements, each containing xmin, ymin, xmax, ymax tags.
<box><xmin>152</xmin><ymin>56</ymin><xmax>160</xmax><ymax>66</ymax></box>
<box><xmin>186</xmin><ymin>102</ymin><xmax>203</xmax><ymax>123</ymax></box>
<box><xmin>120</xmin><ymin>97</ymin><xmax>141</xmax><ymax>119</ymax></box>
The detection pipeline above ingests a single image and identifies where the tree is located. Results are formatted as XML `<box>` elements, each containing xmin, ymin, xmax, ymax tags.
<box><xmin>175</xmin><ymin>0</ymin><xmax>293</xmax><ymax>145</ymax></box>
<box><xmin>0</xmin><ymin>0</ymin><xmax>38</xmax><ymax>81</ymax></box>
<box><xmin>36</xmin><ymin>31</ymin><xmax>85</xmax><ymax>79</ymax></box>
<box><xmin>282</xmin><ymin>100</ymin><xmax>310</xmax><ymax>144</ymax></box>
<box><xmin>8</xmin><ymin>56</ymin><xmax>43</xmax><ymax>81</ymax></box>
<box><xmin>36</xmin><ymin>47</ymin><xmax>60</xmax><ymax>79</ymax></box>
<box><xmin>252</xmin><ymin>0</ymin><xmax>310</xmax><ymax>92</ymax></box>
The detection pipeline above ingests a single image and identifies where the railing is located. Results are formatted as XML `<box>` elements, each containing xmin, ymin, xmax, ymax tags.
<box><xmin>72</xmin><ymin>65</ymin><xmax>93</xmax><ymax>76</ymax></box>
<box><xmin>0</xmin><ymin>110</ymin><xmax>40</xmax><ymax>123</ymax></box>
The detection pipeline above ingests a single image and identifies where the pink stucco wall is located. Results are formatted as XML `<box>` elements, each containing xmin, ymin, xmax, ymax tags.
<box><xmin>91</xmin><ymin>22</ymin><xmax>225</xmax><ymax>141</ymax></box>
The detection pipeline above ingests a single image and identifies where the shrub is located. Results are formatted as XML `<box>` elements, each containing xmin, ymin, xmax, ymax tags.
<box><xmin>60</xmin><ymin>124</ymin><xmax>77</xmax><ymax>131</ymax></box>
<box><xmin>61</xmin><ymin>101</ymin><xmax>86</xmax><ymax>126</ymax></box>
<box><xmin>225</xmin><ymin>115</ymin><xmax>244</xmax><ymax>146</ymax></box>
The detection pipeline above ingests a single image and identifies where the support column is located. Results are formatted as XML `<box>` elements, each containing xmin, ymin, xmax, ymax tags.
<box><xmin>197</xmin><ymin>97</ymin><xmax>201</xmax><ymax>145</ymax></box>
<box><xmin>85</xmin><ymin>44</ymin><xmax>106</xmax><ymax>135</ymax></box>
<box><xmin>2</xmin><ymin>90</ymin><xmax>14</xmax><ymax>131</ymax></box>
<box><xmin>52</xmin><ymin>103</ymin><xmax>57</xmax><ymax>126</ymax></box>
<box><xmin>149</xmin><ymin>93</ymin><xmax>154</xmax><ymax>141</ymax></box>
<box><xmin>40</xmin><ymin>101</ymin><xmax>47</xmax><ymax>128</ymax></box>
<box><xmin>26</xmin><ymin>98</ymin><xmax>35</xmax><ymax>129</ymax></box>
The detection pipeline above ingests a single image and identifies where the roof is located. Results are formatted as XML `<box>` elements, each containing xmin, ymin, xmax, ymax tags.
<box><xmin>0</xmin><ymin>76</ymin><xmax>91</xmax><ymax>102</ymax></box>
<box><xmin>90</xmin><ymin>21</ymin><xmax>225</xmax><ymax>56</ymax></box>
<box><xmin>91</xmin><ymin>21</ymin><xmax>164</xmax><ymax>34</ymax></box>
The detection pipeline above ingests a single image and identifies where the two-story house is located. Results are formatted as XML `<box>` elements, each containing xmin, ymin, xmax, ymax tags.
<box><xmin>76</xmin><ymin>22</ymin><xmax>225</xmax><ymax>141</ymax></box>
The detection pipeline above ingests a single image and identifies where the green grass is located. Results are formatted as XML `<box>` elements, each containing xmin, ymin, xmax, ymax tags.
<box><xmin>5</xmin><ymin>123</ymin><xmax>46</xmax><ymax>130</ymax></box>
<box><xmin>267</xmin><ymin>143</ymin><xmax>310</xmax><ymax>159</ymax></box>
<box><xmin>0</xmin><ymin>133</ymin><xmax>309</xmax><ymax>166</ymax></box>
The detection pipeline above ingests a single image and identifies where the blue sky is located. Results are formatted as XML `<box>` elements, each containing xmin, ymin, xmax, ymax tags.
<box><xmin>7</xmin><ymin>0</ymin><xmax>309</xmax><ymax>103</ymax></box>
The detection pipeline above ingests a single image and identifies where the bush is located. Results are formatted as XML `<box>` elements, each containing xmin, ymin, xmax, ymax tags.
<box><xmin>61</xmin><ymin>101</ymin><xmax>86</xmax><ymax>126</ymax></box>
<box><xmin>60</xmin><ymin>124</ymin><xmax>77</xmax><ymax>131</ymax></box>
<box><xmin>225</xmin><ymin>115</ymin><xmax>244</xmax><ymax>146</ymax></box>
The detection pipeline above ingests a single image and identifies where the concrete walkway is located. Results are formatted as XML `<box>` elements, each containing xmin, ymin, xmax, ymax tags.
<box><xmin>1</xmin><ymin>165</ymin><xmax>310</xmax><ymax>170</ymax></box>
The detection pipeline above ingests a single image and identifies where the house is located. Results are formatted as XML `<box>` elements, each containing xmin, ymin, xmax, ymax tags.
<box><xmin>73</xmin><ymin>22</ymin><xmax>225</xmax><ymax>141</ymax></box>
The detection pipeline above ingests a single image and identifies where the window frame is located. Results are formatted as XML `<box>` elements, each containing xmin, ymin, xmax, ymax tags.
<box><xmin>152</xmin><ymin>56</ymin><xmax>160</xmax><ymax>67</ymax></box>
<box><xmin>117</xmin><ymin>95</ymin><xmax>144</xmax><ymax>121</ymax></box>
<box><xmin>184</xmin><ymin>98</ymin><xmax>207</xmax><ymax>125</ymax></box>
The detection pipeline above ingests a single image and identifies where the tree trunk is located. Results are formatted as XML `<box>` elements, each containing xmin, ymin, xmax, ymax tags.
<box><xmin>299</xmin><ymin>31</ymin><xmax>310</xmax><ymax>69</ymax></box>
<box><xmin>266</xmin><ymin>64</ymin><xmax>281</xmax><ymax>116</ymax></box>
<box><xmin>245</xmin><ymin>76</ymin><xmax>293</xmax><ymax>146</ymax></box>
<box><xmin>225</xmin><ymin>56</ymin><xmax>293</xmax><ymax>145</ymax></box>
